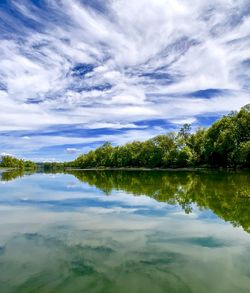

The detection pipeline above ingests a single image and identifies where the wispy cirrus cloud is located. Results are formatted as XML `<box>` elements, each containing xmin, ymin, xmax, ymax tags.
<box><xmin>0</xmin><ymin>0</ymin><xmax>249</xmax><ymax>160</ymax></box>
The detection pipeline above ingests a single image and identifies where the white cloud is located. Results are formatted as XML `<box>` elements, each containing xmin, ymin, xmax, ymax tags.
<box><xmin>0</xmin><ymin>152</ymin><xmax>15</xmax><ymax>157</ymax></box>
<box><xmin>66</xmin><ymin>148</ymin><xmax>80</xmax><ymax>154</ymax></box>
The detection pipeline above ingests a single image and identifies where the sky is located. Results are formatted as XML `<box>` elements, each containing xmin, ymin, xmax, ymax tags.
<box><xmin>0</xmin><ymin>0</ymin><xmax>250</xmax><ymax>162</ymax></box>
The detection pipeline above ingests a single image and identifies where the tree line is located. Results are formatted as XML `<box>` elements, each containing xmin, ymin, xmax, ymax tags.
<box><xmin>68</xmin><ymin>104</ymin><xmax>250</xmax><ymax>169</ymax></box>
<box><xmin>0</xmin><ymin>155</ymin><xmax>36</xmax><ymax>170</ymax></box>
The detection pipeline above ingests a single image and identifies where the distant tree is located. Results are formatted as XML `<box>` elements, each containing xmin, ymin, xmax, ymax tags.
<box><xmin>24</xmin><ymin>160</ymin><xmax>37</xmax><ymax>170</ymax></box>
<box><xmin>0</xmin><ymin>156</ymin><xmax>24</xmax><ymax>169</ymax></box>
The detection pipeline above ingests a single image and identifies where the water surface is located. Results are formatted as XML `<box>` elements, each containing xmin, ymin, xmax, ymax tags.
<box><xmin>0</xmin><ymin>170</ymin><xmax>250</xmax><ymax>292</ymax></box>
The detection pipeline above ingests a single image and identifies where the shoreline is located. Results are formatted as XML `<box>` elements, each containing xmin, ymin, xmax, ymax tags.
<box><xmin>65</xmin><ymin>167</ymin><xmax>250</xmax><ymax>172</ymax></box>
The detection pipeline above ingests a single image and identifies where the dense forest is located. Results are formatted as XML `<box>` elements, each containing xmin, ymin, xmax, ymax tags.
<box><xmin>69</xmin><ymin>104</ymin><xmax>250</xmax><ymax>169</ymax></box>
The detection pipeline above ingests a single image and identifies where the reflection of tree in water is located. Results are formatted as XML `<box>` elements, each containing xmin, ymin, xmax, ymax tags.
<box><xmin>1</xmin><ymin>169</ymin><xmax>35</xmax><ymax>182</ymax></box>
<box><xmin>69</xmin><ymin>170</ymin><xmax>250</xmax><ymax>233</ymax></box>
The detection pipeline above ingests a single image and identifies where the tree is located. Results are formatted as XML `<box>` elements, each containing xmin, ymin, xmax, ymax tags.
<box><xmin>177</xmin><ymin>123</ymin><xmax>191</xmax><ymax>145</ymax></box>
<box><xmin>0</xmin><ymin>156</ymin><xmax>24</xmax><ymax>169</ymax></box>
<box><xmin>187</xmin><ymin>128</ymin><xmax>206</xmax><ymax>165</ymax></box>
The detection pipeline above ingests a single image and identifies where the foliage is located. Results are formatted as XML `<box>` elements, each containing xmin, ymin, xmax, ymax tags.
<box><xmin>0</xmin><ymin>156</ymin><xmax>37</xmax><ymax>170</ymax></box>
<box><xmin>42</xmin><ymin>162</ymin><xmax>66</xmax><ymax>172</ymax></box>
<box><xmin>68</xmin><ymin>104</ymin><xmax>250</xmax><ymax>169</ymax></box>
<box><xmin>0</xmin><ymin>156</ymin><xmax>25</xmax><ymax>169</ymax></box>
<box><xmin>24</xmin><ymin>160</ymin><xmax>37</xmax><ymax>170</ymax></box>
<box><xmin>202</xmin><ymin>105</ymin><xmax>250</xmax><ymax>166</ymax></box>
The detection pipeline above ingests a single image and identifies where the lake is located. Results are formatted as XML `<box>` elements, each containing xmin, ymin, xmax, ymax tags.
<box><xmin>0</xmin><ymin>170</ymin><xmax>250</xmax><ymax>292</ymax></box>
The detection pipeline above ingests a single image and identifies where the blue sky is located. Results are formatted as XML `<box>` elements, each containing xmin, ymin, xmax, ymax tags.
<box><xmin>0</xmin><ymin>0</ymin><xmax>250</xmax><ymax>161</ymax></box>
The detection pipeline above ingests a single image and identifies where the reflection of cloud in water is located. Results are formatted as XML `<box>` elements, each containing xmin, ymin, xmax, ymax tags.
<box><xmin>66</xmin><ymin>181</ymin><xmax>79</xmax><ymax>188</ymax></box>
<box><xmin>0</xmin><ymin>173</ymin><xmax>177</xmax><ymax>216</ymax></box>
<box><xmin>0</xmin><ymin>203</ymin><xmax>249</xmax><ymax>246</ymax></box>
<box><xmin>0</xmin><ymin>209</ymin><xmax>250</xmax><ymax>293</ymax></box>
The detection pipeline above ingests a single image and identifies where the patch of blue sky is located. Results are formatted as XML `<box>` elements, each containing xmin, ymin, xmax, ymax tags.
<box><xmin>148</xmin><ymin>89</ymin><xmax>230</xmax><ymax>100</ymax></box>
<box><xmin>227</xmin><ymin>4</ymin><xmax>250</xmax><ymax>27</ymax></box>
<box><xmin>72</xmin><ymin>83</ymin><xmax>112</xmax><ymax>92</ymax></box>
<box><xmin>186</xmin><ymin>89</ymin><xmax>229</xmax><ymax>99</ymax></box>
<box><xmin>79</xmin><ymin>0</ymin><xmax>110</xmax><ymax>14</ymax></box>
<box><xmin>0</xmin><ymin>0</ymin><xmax>73</xmax><ymax>41</ymax></box>
<box><xmin>237</xmin><ymin>59</ymin><xmax>250</xmax><ymax>90</ymax></box>
<box><xmin>25</xmin><ymin>98</ymin><xmax>44</xmax><ymax>104</ymax></box>
<box><xmin>141</xmin><ymin>72</ymin><xmax>176</xmax><ymax>84</ymax></box>
<box><xmin>135</xmin><ymin>119</ymin><xmax>175</xmax><ymax>129</ymax></box>
<box><xmin>133</xmin><ymin>114</ymin><xmax>221</xmax><ymax>131</ymax></box>
<box><xmin>28</xmin><ymin>0</ymin><xmax>47</xmax><ymax>9</ymax></box>
<box><xmin>0</xmin><ymin>82</ymin><xmax>7</xmax><ymax>91</ymax></box>
<box><xmin>22</xmin><ymin>0</ymin><xmax>72</xmax><ymax>27</ymax></box>
<box><xmin>140</xmin><ymin>72</ymin><xmax>172</xmax><ymax>80</ymax></box>
<box><xmin>0</xmin><ymin>1</ymin><xmax>43</xmax><ymax>35</ymax></box>
<box><xmin>241</xmin><ymin>58</ymin><xmax>250</xmax><ymax>67</ymax></box>
<box><xmin>22</xmin><ymin>128</ymin><xmax>112</xmax><ymax>138</ymax></box>
<box><xmin>195</xmin><ymin>115</ymin><xmax>221</xmax><ymax>127</ymax></box>
<box><xmin>71</xmin><ymin>63</ymin><xmax>95</xmax><ymax>77</ymax></box>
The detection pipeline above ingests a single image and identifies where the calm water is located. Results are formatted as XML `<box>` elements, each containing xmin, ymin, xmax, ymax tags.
<box><xmin>0</xmin><ymin>170</ymin><xmax>250</xmax><ymax>293</ymax></box>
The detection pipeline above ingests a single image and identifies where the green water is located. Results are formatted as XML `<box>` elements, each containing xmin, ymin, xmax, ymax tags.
<box><xmin>0</xmin><ymin>170</ymin><xmax>250</xmax><ymax>292</ymax></box>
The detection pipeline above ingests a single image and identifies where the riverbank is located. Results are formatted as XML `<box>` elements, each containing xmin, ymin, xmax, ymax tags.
<box><xmin>66</xmin><ymin>167</ymin><xmax>204</xmax><ymax>171</ymax></box>
<box><xmin>65</xmin><ymin>166</ymin><xmax>250</xmax><ymax>172</ymax></box>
